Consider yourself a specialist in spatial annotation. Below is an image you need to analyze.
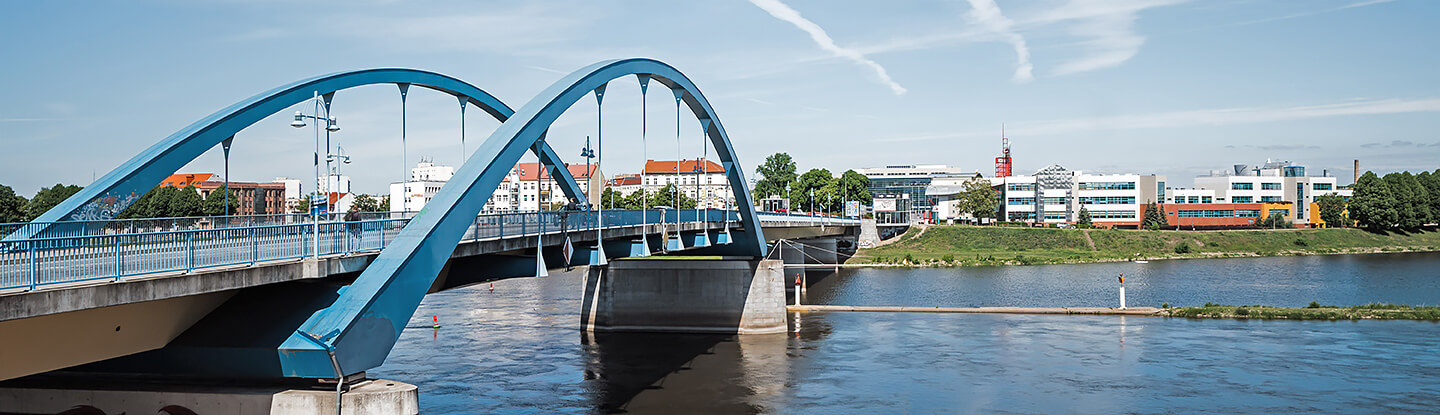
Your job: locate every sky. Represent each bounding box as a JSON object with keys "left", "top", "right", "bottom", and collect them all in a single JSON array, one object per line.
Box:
[{"left": 1, "top": 0, "right": 1437, "bottom": 197}]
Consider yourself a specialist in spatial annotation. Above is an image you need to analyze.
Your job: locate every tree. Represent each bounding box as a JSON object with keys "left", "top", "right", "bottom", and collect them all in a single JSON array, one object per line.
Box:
[
  {"left": 201, "top": 184, "right": 239, "bottom": 216},
  {"left": 1419, "top": 170, "right": 1440, "bottom": 225},
  {"left": 24, "top": 183, "right": 83, "bottom": 221},
  {"left": 352, "top": 194, "right": 383, "bottom": 212},
  {"left": 169, "top": 186, "right": 204, "bottom": 217},
  {"left": 1350, "top": 171, "right": 1397, "bottom": 230},
  {"left": 599, "top": 188, "right": 627, "bottom": 210},
  {"left": 297, "top": 192, "right": 312, "bottom": 213},
  {"left": 1383, "top": 173, "right": 1425, "bottom": 229},
  {"left": 1315, "top": 194, "right": 1348, "bottom": 228},
  {"left": 1142, "top": 204, "right": 1169, "bottom": 230},
  {"left": 1260, "top": 211, "right": 1289, "bottom": 229},
  {"left": 838, "top": 170, "right": 872, "bottom": 205},
  {"left": 790, "top": 168, "right": 837, "bottom": 213},
  {"left": 956, "top": 178, "right": 998, "bottom": 221},
  {"left": 0, "top": 184, "right": 27, "bottom": 223},
  {"left": 650, "top": 184, "right": 696, "bottom": 209},
  {"left": 1077, "top": 206, "right": 1092, "bottom": 226},
  {"left": 754, "top": 153, "right": 797, "bottom": 200}
]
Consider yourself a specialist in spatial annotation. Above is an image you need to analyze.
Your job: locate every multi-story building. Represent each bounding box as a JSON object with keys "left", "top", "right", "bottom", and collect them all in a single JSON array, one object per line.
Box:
[
  {"left": 194, "top": 180, "right": 287, "bottom": 215},
  {"left": 606, "top": 174, "right": 642, "bottom": 196},
  {"left": 390, "top": 161, "right": 455, "bottom": 213},
  {"left": 641, "top": 159, "right": 731, "bottom": 209},
  {"left": 860, "top": 164, "right": 980, "bottom": 223},
  {"left": 1193, "top": 160, "right": 1347, "bottom": 226},
  {"left": 989, "top": 164, "right": 1165, "bottom": 228},
  {"left": 272, "top": 177, "right": 303, "bottom": 213}
]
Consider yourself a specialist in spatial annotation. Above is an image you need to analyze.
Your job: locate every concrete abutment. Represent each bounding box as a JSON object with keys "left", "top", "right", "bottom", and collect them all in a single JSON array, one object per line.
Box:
[{"left": 581, "top": 258, "right": 786, "bottom": 335}]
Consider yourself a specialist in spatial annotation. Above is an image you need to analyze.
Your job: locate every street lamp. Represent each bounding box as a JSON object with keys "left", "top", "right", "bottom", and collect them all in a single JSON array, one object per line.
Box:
[
  {"left": 291, "top": 92, "right": 339, "bottom": 258},
  {"left": 580, "top": 136, "right": 595, "bottom": 210}
]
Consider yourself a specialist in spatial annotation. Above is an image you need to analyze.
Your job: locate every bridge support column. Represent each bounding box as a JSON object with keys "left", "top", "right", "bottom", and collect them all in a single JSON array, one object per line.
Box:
[{"left": 581, "top": 259, "right": 785, "bottom": 334}]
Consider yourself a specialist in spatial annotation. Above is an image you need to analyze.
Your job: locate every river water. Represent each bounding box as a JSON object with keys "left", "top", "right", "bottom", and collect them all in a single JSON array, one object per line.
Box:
[{"left": 371, "top": 252, "right": 1440, "bottom": 414}]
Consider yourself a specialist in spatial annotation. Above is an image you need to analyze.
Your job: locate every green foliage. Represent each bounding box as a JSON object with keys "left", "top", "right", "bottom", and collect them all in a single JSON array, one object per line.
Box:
[
  {"left": 297, "top": 193, "right": 311, "bottom": 213},
  {"left": 649, "top": 184, "right": 697, "bottom": 209},
  {"left": 1077, "top": 206, "right": 1092, "bottom": 226},
  {"left": 790, "top": 168, "right": 838, "bottom": 213},
  {"left": 599, "top": 188, "right": 627, "bottom": 209},
  {"left": 169, "top": 186, "right": 203, "bottom": 217},
  {"left": 1349, "top": 171, "right": 1397, "bottom": 230},
  {"left": 1385, "top": 172, "right": 1432, "bottom": 228},
  {"left": 201, "top": 185, "right": 239, "bottom": 216},
  {"left": 1260, "top": 211, "right": 1290, "bottom": 229},
  {"left": 1161, "top": 302, "right": 1170, "bottom": 309},
  {"left": 754, "top": 153, "right": 796, "bottom": 200},
  {"left": 1315, "top": 194, "right": 1348, "bottom": 228},
  {"left": 1142, "top": 204, "right": 1169, "bottom": 230},
  {"left": 24, "top": 183, "right": 83, "bottom": 221},
  {"left": 941, "top": 254, "right": 955, "bottom": 262},
  {"left": 0, "top": 184, "right": 27, "bottom": 223},
  {"left": 1173, "top": 242, "right": 1192, "bottom": 254},
  {"left": 838, "top": 169, "right": 872, "bottom": 205},
  {"left": 957, "top": 178, "right": 998, "bottom": 220},
  {"left": 352, "top": 194, "right": 384, "bottom": 212}
]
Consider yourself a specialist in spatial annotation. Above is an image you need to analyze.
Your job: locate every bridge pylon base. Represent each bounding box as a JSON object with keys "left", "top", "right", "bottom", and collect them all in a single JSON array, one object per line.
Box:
[{"left": 581, "top": 258, "right": 785, "bottom": 335}]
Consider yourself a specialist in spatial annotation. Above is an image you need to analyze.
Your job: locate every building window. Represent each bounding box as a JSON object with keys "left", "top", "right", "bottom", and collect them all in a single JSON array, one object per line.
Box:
[
  {"left": 1179, "top": 209, "right": 1236, "bottom": 218},
  {"left": 1269, "top": 209, "right": 1290, "bottom": 218},
  {"left": 1007, "top": 183, "right": 1035, "bottom": 191},
  {"left": 1232, "top": 196, "right": 1254, "bottom": 203},
  {"left": 1232, "top": 183, "right": 1254, "bottom": 190},
  {"left": 1261, "top": 183, "right": 1282, "bottom": 190},
  {"left": 1042, "top": 197, "right": 1066, "bottom": 205},
  {"left": 1090, "top": 210, "right": 1137, "bottom": 219},
  {"left": 1007, "top": 197, "right": 1036, "bottom": 205},
  {"left": 1044, "top": 212, "right": 1067, "bottom": 220},
  {"left": 1078, "top": 182, "right": 1135, "bottom": 190},
  {"left": 1260, "top": 196, "right": 1281, "bottom": 202},
  {"left": 1079, "top": 196, "right": 1135, "bottom": 205},
  {"left": 1236, "top": 209, "right": 1261, "bottom": 217},
  {"left": 1313, "top": 183, "right": 1333, "bottom": 191},
  {"left": 1008, "top": 212, "right": 1036, "bottom": 220}
]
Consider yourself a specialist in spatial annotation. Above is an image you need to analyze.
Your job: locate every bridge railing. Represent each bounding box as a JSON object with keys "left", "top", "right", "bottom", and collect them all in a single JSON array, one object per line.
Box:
[
  {"left": 0, "top": 209, "right": 756, "bottom": 291},
  {"left": 0, "top": 212, "right": 419, "bottom": 242}
]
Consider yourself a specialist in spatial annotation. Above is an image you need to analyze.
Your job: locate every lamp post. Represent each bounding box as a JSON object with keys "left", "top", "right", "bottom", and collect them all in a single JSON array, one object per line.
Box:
[
  {"left": 581, "top": 137, "right": 595, "bottom": 210},
  {"left": 290, "top": 92, "right": 340, "bottom": 258}
]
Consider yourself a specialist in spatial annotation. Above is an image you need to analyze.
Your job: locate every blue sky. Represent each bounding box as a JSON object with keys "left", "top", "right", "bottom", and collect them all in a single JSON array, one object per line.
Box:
[{"left": 1, "top": 0, "right": 1436, "bottom": 196}]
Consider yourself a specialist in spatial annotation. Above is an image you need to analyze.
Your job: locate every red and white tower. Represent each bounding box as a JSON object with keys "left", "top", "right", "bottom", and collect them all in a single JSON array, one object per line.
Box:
[{"left": 994, "top": 125, "right": 1013, "bottom": 178}]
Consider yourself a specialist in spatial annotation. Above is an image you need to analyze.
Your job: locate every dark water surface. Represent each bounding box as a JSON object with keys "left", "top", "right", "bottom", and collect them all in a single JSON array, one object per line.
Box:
[{"left": 371, "top": 253, "right": 1440, "bottom": 414}]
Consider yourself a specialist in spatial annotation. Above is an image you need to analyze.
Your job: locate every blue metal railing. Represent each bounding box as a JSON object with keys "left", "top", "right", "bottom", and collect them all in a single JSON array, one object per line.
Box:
[{"left": 0, "top": 209, "right": 855, "bottom": 291}]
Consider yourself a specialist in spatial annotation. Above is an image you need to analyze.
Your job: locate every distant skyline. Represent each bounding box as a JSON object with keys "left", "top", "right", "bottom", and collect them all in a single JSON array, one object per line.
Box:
[{"left": 1, "top": 0, "right": 1437, "bottom": 196}]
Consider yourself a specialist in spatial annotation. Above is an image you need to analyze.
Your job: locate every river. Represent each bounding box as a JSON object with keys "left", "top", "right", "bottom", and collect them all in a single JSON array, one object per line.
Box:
[{"left": 370, "top": 252, "right": 1440, "bottom": 413}]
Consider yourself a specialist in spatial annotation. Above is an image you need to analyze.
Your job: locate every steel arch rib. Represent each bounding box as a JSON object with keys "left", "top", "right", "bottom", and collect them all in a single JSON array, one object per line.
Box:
[
  {"left": 15, "top": 68, "right": 587, "bottom": 238},
  {"left": 278, "top": 58, "right": 767, "bottom": 378}
]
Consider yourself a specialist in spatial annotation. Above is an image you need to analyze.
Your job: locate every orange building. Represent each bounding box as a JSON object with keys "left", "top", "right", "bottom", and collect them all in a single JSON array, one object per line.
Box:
[
  {"left": 1155, "top": 201, "right": 1299, "bottom": 230},
  {"left": 194, "top": 180, "right": 286, "bottom": 215}
]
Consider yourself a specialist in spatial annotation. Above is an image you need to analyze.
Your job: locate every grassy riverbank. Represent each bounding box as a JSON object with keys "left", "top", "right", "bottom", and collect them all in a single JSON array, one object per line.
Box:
[
  {"left": 1165, "top": 303, "right": 1440, "bottom": 320},
  {"left": 856, "top": 225, "right": 1440, "bottom": 266}
]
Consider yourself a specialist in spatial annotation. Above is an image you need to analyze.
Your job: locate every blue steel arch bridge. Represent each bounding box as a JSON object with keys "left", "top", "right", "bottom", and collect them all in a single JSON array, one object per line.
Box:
[{"left": 0, "top": 58, "right": 858, "bottom": 382}]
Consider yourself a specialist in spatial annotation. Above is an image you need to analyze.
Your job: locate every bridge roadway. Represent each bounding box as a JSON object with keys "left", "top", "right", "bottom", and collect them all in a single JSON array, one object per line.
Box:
[{"left": 0, "top": 209, "right": 856, "bottom": 381}]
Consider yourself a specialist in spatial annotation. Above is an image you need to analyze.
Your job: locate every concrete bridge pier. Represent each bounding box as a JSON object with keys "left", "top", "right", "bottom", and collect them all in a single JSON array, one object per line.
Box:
[{"left": 581, "top": 258, "right": 786, "bottom": 334}]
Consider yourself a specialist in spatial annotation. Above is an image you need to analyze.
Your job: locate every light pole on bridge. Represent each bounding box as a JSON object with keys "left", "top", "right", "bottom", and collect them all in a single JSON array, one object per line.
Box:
[{"left": 290, "top": 92, "right": 340, "bottom": 259}]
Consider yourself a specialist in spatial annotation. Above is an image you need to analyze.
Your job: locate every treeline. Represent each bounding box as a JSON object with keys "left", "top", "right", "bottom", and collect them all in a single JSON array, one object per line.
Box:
[
  {"left": 115, "top": 184, "right": 238, "bottom": 219},
  {"left": 0, "top": 183, "right": 84, "bottom": 223},
  {"left": 752, "top": 153, "right": 872, "bottom": 213},
  {"left": 1349, "top": 170, "right": 1440, "bottom": 231}
]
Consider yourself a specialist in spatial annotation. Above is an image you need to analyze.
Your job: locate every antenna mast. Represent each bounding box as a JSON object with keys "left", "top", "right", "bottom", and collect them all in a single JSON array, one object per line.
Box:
[{"left": 994, "top": 124, "right": 1013, "bottom": 178}]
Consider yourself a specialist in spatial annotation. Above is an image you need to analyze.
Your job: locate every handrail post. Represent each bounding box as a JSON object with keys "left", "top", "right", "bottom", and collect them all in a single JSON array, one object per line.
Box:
[
  {"left": 185, "top": 232, "right": 194, "bottom": 273},
  {"left": 28, "top": 243, "right": 38, "bottom": 291},
  {"left": 251, "top": 227, "right": 258, "bottom": 266},
  {"left": 114, "top": 236, "right": 123, "bottom": 281}
]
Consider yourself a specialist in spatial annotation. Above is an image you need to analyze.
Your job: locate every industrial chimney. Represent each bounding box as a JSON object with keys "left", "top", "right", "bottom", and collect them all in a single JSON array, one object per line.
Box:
[{"left": 1353, "top": 159, "right": 1359, "bottom": 185}]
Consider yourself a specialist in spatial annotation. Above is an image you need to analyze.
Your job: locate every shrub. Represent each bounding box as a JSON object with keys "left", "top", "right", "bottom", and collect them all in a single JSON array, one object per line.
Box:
[
  {"left": 903, "top": 253, "right": 915, "bottom": 263},
  {"left": 1235, "top": 307, "right": 1251, "bottom": 316},
  {"left": 1173, "top": 243, "right": 1192, "bottom": 254},
  {"left": 1161, "top": 302, "right": 1170, "bottom": 309},
  {"left": 1308, "top": 301, "right": 1321, "bottom": 309},
  {"left": 941, "top": 254, "right": 955, "bottom": 262},
  {"left": 1293, "top": 238, "right": 1309, "bottom": 247}
]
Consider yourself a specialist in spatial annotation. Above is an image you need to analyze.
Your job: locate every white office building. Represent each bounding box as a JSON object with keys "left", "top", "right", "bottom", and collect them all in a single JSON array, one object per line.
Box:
[
  {"left": 389, "top": 161, "right": 455, "bottom": 213},
  {"left": 1192, "top": 160, "right": 1346, "bottom": 225},
  {"left": 987, "top": 164, "right": 1165, "bottom": 228}
]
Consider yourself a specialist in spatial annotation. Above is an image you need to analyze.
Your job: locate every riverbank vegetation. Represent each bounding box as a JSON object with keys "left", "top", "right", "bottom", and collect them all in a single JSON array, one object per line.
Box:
[
  {"left": 857, "top": 225, "right": 1440, "bottom": 266},
  {"left": 1165, "top": 303, "right": 1440, "bottom": 320}
]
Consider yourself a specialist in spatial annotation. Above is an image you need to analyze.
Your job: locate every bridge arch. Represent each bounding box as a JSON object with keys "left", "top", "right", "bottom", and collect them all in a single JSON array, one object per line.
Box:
[
  {"left": 279, "top": 58, "right": 767, "bottom": 378},
  {"left": 22, "top": 68, "right": 588, "bottom": 236}
]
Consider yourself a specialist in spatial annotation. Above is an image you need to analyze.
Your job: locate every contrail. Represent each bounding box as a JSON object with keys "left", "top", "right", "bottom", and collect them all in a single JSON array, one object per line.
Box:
[{"left": 748, "top": 0, "right": 908, "bottom": 95}]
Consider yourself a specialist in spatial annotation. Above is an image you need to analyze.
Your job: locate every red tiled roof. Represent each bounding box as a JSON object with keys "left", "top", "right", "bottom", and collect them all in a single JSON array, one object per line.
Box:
[
  {"left": 608, "top": 176, "right": 642, "bottom": 186},
  {"left": 642, "top": 159, "right": 723, "bottom": 174},
  {"left": 512, "top": 162, "right": 598, "bottom": 181},
  {"left": 160, "top": 173, "right": 214, "bottom": 188}
]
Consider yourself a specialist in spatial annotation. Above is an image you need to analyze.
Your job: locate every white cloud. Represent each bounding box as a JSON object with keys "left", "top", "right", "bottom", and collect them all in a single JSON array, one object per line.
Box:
[
  {"left": 747, "top": 0, "right": 908, "bottom": 95},
  {"left": 1026, "top": 0, "right": 1186, "bottom": 76},
  {"left": 965, "top": 0, "right": 1034, "bottom": 83},
  {"left": 879, "top": 97, "right": 1440, "bottom": 142}
]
